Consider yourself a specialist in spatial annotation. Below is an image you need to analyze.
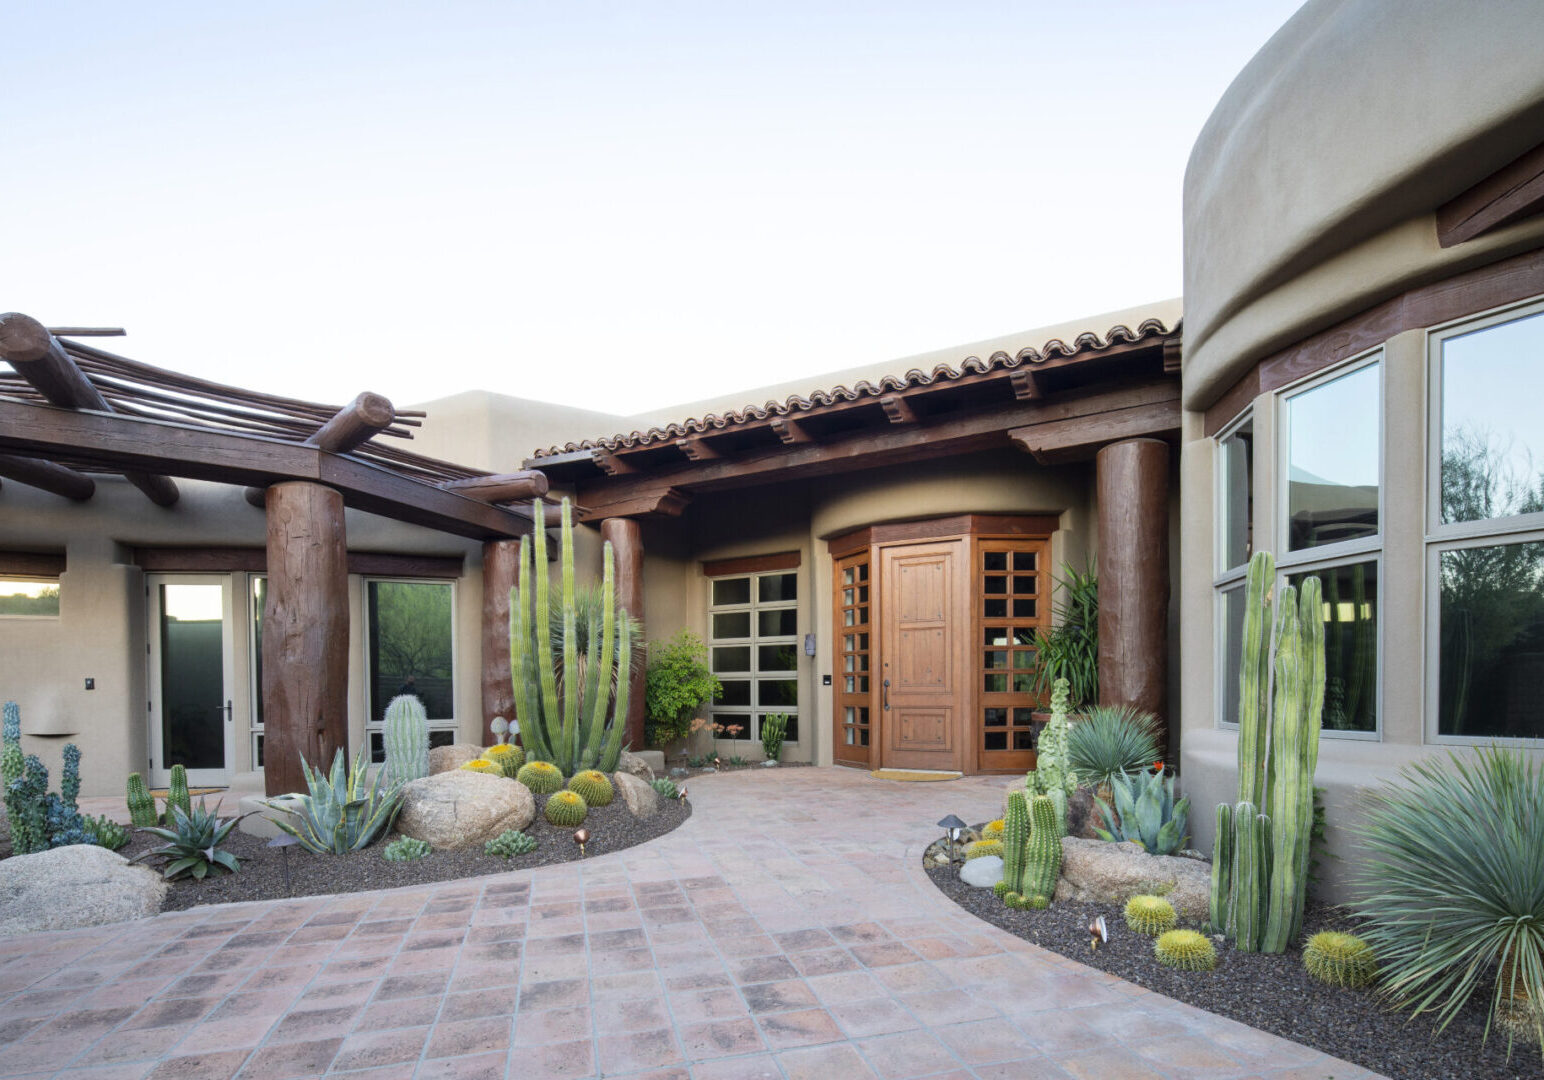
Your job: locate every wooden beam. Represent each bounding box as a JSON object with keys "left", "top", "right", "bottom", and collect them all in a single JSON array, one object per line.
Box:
[
  {"left": 580, "top": 488, "right": 691, "bottom": 520},
  {"left": 702, "top": 550, "right": 800, "bottom": 577},
  {"left": 769, "top": 417, "right": 813, "bottom": 445},
  {"left": 46, "top": 327, "right": 126, "bottom": 338},
  {"left": 0, "top": 551, "right": 65, "bottom": 577},
  {"left": 0, "top": 454, "right": 95, "bottom": 501},
  {"left": 439, "top": 471, "right": 549, "bottom": 503},
  {"left": 1162, "top": 337, "right": 1184, "bottom": 375},
  {"left": 304, "top": 392, "right": 396, "bottom": 453},
  {"left": 1008, "top": 398, "right": 1180, "bottom": 463},
  {"left": 129, "top": 546, "right": 463, "bottom": 577},
  {"left": 676, "top": 436, "right": 722, "bottom": 462},
  {"left": 0, "top": 312, "right": 180, "bottom": 507},
  {"left": 591, "top": 450, "right": 636, "bottom": 476},
  {"left": 879, "top": 394, "right": 917, "bottom": 424},
  {"left": 0, "top": 398, "right": 531, "bottom": 540},
  {"left": 1009, "top": 369, "right": 1042, "bottom": 400},
  {"left": 1438, "top": 141, "right": 1544, "bottom": 247}
]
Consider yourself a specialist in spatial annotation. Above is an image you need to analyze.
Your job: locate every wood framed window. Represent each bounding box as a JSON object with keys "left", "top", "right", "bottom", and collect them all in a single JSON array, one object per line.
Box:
[
  {"left": 833, "top": 551, "right": 873, "bottom": 765},
  {"left": 975, "top": 538, "right": 1048, "bottom": 771}
]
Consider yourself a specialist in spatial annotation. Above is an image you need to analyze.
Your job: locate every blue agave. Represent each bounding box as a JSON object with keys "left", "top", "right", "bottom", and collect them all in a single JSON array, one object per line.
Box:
[{"left": 1094, "top": 765, "right": 1191, "bottom": 856}]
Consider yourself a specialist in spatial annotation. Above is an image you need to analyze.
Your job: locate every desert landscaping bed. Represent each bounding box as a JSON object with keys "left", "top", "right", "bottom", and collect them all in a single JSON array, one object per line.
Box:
[{"left": 927, "top": 858, "right": 1542, "bottom": 1080}]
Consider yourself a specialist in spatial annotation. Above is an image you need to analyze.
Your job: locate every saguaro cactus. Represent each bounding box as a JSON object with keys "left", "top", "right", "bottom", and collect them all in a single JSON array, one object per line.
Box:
[
  {"left": 509, "top": 498, "right": 634, "bottom": 777},
  {"left": 383, "top": 693, "right": 430, "bottom": 787}
]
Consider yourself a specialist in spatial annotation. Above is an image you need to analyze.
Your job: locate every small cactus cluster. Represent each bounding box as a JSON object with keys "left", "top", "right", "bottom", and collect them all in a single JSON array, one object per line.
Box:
[
  {"left": 651, "top": 777, "right": 679, "bottom": 799},
  {"left": 1154, "top": 929, "right": 1217, "bottom": 971},
  {"left": 383, "top": 837, "right": 432, "bottom": 861},
  {"left": 982, "top": 818, "right": 1005, "bottom": 840},
  {"left": 544, "top": 790, "right": 588, "bottom": 826},
  {"left": 1001, "top": 790, "right": 1030, "bottom": 898},
  {"left": 84, "top": 814, "right": 130, "bottom": 851},
  {"left": 1001, "top": 891, "right": 1049, "bottom": 910},
  {"left": 126, "top": 772, "right": 158, "bottom": 827},
  {"left": 965, "top": 840, "right": 1003, "bottom": 861},
  {"left": 166, "top": 764, "right": 192, "bottom": 822},
  {"left": 1024, "top": 795, "right": 1062, "bottom": 902},
  {"left": 517, "top": 761, "right": 565, "bottom": 794},
  {"left": 1124, "top": 895, "right": 1177, "bottom": 937},
  {"left": 484, "top": 743, "right": 525, "bottom": 777},
  {"left": 485, "top": 829, "right": 538, "bottom": 858},
  {"left": 1302, "top": 931, "right": 1377, "bottom": 989},
  {"left": 383, "top": 694, "right": 430, "bottom": 787},
  {"left": 461, "top": 758, "right": 503, "bottom": 776},
  {"left": 567, "top": 770, "right": 614, "bottom": 807}
]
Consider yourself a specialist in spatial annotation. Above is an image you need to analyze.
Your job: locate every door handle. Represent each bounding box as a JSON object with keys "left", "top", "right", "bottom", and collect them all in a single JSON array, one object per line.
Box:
[
  {"left": 218, "top": 700, "right": 233, "bottom": 722},
  {"left": 882, "top": 679, "right": 891, "bottom": 711}
]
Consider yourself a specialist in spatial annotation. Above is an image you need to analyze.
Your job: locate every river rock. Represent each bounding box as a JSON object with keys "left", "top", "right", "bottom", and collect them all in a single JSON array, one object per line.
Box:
[
  {"left": 397, "top": 771, "right": 534, "bottom": 849},
  {"left": 1054, "top": 836, "right": 1211, "bottom": 920},
  {"left": 959, "top": 855, "right": 1004, "bottom": 888},
  {"left": 428, "top": 743, "right": 484, "bottom": 775},
  {"left": 617, "top": 751, "right": 656, "bottom": 782},
  {"left": 613, "top": 771, "right": 659, "bottom": 820},
  {"left": 0, "top": 844, "right": 166, "bottom": 935}
]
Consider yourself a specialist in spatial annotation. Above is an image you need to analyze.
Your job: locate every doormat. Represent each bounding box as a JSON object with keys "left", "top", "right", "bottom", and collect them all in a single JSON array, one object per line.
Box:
[
  {"left": 869, "top": 769, "right": 964, "bottom": 782},
  {"left": 149, "top": 788, "right": 226, "bottom": 798}
]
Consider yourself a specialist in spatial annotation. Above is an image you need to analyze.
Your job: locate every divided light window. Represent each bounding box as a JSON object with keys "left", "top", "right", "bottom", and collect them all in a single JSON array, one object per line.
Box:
[
  {"left": 366, "top": 579, "right": 457, "bottom": 761},
  {"left": 1429, "top": 303, "right": 1544, "bottom": 741},
  {"left": 1213, "top": 415, "right": 1253, "bottom": 728},
  {"left": 709, "top": 570, "right": 799, "bottom": 751}
]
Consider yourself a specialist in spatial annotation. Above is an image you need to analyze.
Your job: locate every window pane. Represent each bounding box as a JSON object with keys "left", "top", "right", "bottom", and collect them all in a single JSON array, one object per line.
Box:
[
  {"left": 1219, "top": 584, "right": 1247, "bottom": 727},
  {"left": 718, "top": 680, "right": 751, "bottom": 707},
  {"left": 0, "top": 579, "right": 59, "bottom": 616},
  {"left": 757, "top": 679, "right": 798, "bottom": 707},
  {"left": 758, "top": 644, "right": 799, "bottom": 671},
  {"left": 713, "top": 612, "right": 751, "bottom": 638},
  {"left": 250, "top": 576, "right": 266, "bottom": 726},
  {"left": 1221, "top": 418, "right": 1254, "bottom": 569},
  {"left": 983, "top": 708, "right": 1007, "bottom": 727},
  {"left": 758, "top": 573, "right": 797, "bottom": 602},
  {"left": 367, "top": 581, "right": 453, "bottom": 723},
  {"left": 984, "top": 650, "right": 1008, "bottom": 669},
  {"left": 1438, "top": 540, "right": 1544, "bottom": 738},
  {"left": 1288, "top": 561, "right": 1378, "bottom": 733},
  {"left": 984, "top": 552, "right": 1007, "bottom": 571},
  {"left": 712, "top": 646, "right": 751, "bottom": 673},
  {"left": 1287, "top": 363, "right": 1379, "bottom": 550},
  {"left": 1440, "top": 313, "right": 1544, "bottom": 525},
  {"left": 759, "top": 609, "right": 797, "bottom": 636},
  {"left": 712, "top": 578, "right": 751, "bottom": 606},
  {"left": 1013, "top": 551, "right": 1037, "bottom": 572}
]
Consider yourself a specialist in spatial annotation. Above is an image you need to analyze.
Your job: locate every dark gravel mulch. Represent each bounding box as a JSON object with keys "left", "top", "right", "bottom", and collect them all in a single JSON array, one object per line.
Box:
[
  {"left": 120, "top": 793, "right": 691, "bottom": 912},
  {"left": 927, "top": 860, "right": 1544, "bottom": 1080}
]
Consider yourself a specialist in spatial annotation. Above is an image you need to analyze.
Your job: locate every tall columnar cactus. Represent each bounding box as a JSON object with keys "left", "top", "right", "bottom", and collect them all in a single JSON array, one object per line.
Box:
[
  {"left": 1209, "top": 803, "right": 1232, "bottom": 934},
  {"left": 1024, "top": 794, "right": 1063, "bottom": 902},
  {"left": 1212, "top": 551, "right": 1326, "bottom": 955},
  {"left": 126, "top": 772, "right": 158, "bottom": 828},
  {"left": 167, "top": 763, "right": 192, "bottom": 822},
  {"left": 510, "top": 498, "right": 634, "bottom": 777},
  {"left": 2, "top": 702, "right": 24, "bottom": 842},
  {"left": 383, "top": 693, "right": 431, "bottom": 787},
  {"left": 1001, "top": 789, "right": 1030, "bottom": 896},
  {"left": 1027, "top": 678, "right": 1077, "bottom": 836},
  {"left": 60, "top": 744, "right": 81, "bottom": 812}
]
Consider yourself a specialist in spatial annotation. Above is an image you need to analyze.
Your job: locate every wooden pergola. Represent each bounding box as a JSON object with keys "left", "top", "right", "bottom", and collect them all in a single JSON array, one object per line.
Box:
[{"left": 0, "top": 312, "right": 547, "bottom": 795}]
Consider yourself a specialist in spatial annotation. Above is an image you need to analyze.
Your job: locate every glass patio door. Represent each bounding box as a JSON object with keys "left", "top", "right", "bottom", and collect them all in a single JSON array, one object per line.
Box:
[{"left": 147, "top": 574, "right": 235, "bottom": 786}]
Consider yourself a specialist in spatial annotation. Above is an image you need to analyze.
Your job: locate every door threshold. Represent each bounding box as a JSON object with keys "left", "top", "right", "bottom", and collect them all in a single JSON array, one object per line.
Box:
[{"left": 869, "top": 768, "right": 964, "bottom": 782}]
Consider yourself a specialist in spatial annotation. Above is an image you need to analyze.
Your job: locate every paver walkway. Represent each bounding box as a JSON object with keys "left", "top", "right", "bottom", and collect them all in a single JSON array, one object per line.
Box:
[{"left": 1, "top": 767, "right": 1378, "bottom": 1080}]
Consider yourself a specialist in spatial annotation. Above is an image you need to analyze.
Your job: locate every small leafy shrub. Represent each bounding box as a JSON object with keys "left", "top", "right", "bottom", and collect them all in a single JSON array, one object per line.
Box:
[
  {"left": 1155, "top": 929, "right": 1216, "bottom": 971},
  {"left": 1093, "top": 766, "right": 1190, "bottom": 856},
  {"left": 544, "top": 790, "right": 588, "bottom": 826},
  {"left": 965, "top": 840, "right": 1003, "bottom": 861},
  {"left": 266, "top": 749, "right": 404, "bottom": 854},
  {"left": 139, "top": 801, "right": 240, "bottom": 880},
  {"left": 485, "top": 829, "right": 538, "bottom": 858},
  {"left": 1303, "top": 931, "right": 1377, "bottom": 989},
  {"left": 567, "top": 770, "right": 614, "bottom": 807},
  {"left": 728, "top": 755, "right": 748, "bottom": 768},
  {"left": 383, "top": 837, "right": 431, "bottom": 861},
  {"left": 982, "top": 818, "right": 1005, "bottom": 840},
  {"left": 645, "top": 631, "right": 722, "bottom": 746},
  {"left": 84, "top": 814, "right": 130, "bottom": 851},
  {"left": 484, "top": 743, "right": 525, "bottom": 777},
  {"left": 461, "top": 758, "right": 502, "bottom": 775},
  {"left": 1124, "top": 895, "right": 1177, "bottom": 936},
  {"left": 1067, "top": 705, "right": 1161, "bottom": 791},
  {"left": 651, "top": 777, "right": 679, "bottom": 799},
  {"left": 516, "top": 761, "right": 565, "bottom": 794},
  {"left": 686, "top": 755, "right": 709, "bottom": 769},
  {"left": 760, "top": 713, "right": 788, "bottom": 761}
]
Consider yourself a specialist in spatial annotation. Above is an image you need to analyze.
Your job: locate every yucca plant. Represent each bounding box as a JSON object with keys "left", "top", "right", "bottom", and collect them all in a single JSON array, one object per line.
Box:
[
  {"left": 138, "top": 800, "right": 241, "bottom": 880},
  {"left": 265, "top": 749, "right": 404, "bottom": 854},
  {"left": 1067, "top": 704, "right": 1161, "bottom": 791},
  {"left": 1353, "top": 748, "right": 1544, "bottom": 1056}
]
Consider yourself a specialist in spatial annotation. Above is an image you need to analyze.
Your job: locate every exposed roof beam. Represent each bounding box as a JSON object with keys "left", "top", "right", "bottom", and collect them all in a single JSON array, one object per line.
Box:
[
  {"left": 438, "top": 471, "right": 550, "bottom": 504},
  {"left": 1009, "top": 369, "right": 1042, "bottom": 400},
  {"left": 879, "top": 394, "right": 917, "bottom": 424},
  {"left": 0, "top": 454, "right": 95, "bottom": 501},
  {"left": 46, "top": 327, "right": 126, "bottom": 338},
  {"left": 246, "top": 392, "right": 398, "bottom": 504},
  {"left": 770, "top": 417, "right": 813, "bottom": 445},
  {"left": 581, "top": 487, "right": 691, "bottom": 521},
  {"left": 1008, "top": 399, "right": 1181, "bottom": 465},
  {"left": 675, "top": 436, "right": 722, "bottom": 461},
  {"left": 591, "top": 450, "right": 637, "bottom": 476}
]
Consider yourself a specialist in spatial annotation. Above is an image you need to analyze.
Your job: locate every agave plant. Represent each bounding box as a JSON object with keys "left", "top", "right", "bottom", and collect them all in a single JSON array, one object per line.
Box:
[
  {"left": 1093, "top": 765, "right": 1190, "bottom": 856},
  {"left": 1067, "top": 704, "right": 1161, "bottom": 791},
  {"left": 265, "top": 749, "right": 404, "bottom": 854},
  {"left": 138, "top": 800, "right": 241, "bottom": 880}
]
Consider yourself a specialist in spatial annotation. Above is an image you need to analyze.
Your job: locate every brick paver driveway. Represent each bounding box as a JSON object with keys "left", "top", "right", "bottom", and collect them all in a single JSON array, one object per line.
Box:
[{"left": 0, "top": 767, "right": 1377, "bottom": 1080}]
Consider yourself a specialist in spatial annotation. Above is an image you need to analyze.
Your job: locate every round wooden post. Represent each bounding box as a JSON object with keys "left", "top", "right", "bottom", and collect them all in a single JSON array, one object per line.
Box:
[
  {"left": 482, "top": 539, "right": 519, "bottom": 744},
  {"left": 262, "top": 481, "right": 349, "bottom": 796},
  {"left": 1096, "top": 438, "right": 1170, "bottom": 746},
  {"left": 601, "top": 518, "right": 647, "bottom": 752}
]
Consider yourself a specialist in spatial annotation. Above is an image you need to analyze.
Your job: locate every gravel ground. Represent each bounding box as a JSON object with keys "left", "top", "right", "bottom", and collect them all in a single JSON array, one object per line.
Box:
[
  {"left": 119, "top": 792, "right": 691, "bottom": 912},
  {"left": 926, "top": 859, "right": 1544, "bottom": 1080}
]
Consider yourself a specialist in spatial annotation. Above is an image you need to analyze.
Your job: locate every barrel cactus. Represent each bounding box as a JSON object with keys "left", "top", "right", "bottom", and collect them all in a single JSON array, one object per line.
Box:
[
  {"left": 544, "top": 790, "right": 588, "bottom": 826},
  {"left": 485, "top": 829, "right": 538, "bottom": 858},
  {"left": 126, "top": 772, "right": 158, "bottom": 828},
  {"left": 965, "top": 839, "right": 1003, "bottom": 861},
  {"left": 1026, "top": 893, "right": 1050, "bottom": 910},
  {"left": 567, "top": 769, "right": 614, "bottom": 807},
  {"left": 383, "top": 694, "right": 430, "bottom": 787},
  {"left": 484, "top": 743, "right": 525, "bottom": 777},
  {"left": 1155, "top": 929, "right": 1217, "bottom": 971},
  {"left": 651, "top": 777, "right": 679, "bottom": 800},
  {"left": 517, "top": 761, "right": 565, "bottom": 795},
  {"left": 167, "top": 764, "right": 192, "bottom": 822},
  {"left": 461, "top": 758, "right": 502, "bottom": 776},
  {"left": 1024, "top": 794, "right": 1062, "bottom": 902},
  {"left": 982, "top": 818, "right": 1005, "bottom": 840},
  {"left": 1303, "top": 931, "right": 1377, "bottom": 989},
  {"left": 1124, "top": 895, "right": 1177, "bottom": 936}
]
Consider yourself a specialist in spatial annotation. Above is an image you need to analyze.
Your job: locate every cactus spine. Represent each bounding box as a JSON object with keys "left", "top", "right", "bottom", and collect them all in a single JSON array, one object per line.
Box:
[
  {"left": 167, "top": 763, "right": 192, "bottom": 822},
  {"left": 1001, "top": 789, "right": 1030, "bottom": 896},
  {"left": 383, "top": 693, "right": 430, "bottom": 787},
  {"left": 126, "top": 773, "right": 158, "bottom": 827},
  {"left": 1024, "top": 794, "right": 1062, "bottom": 902}
]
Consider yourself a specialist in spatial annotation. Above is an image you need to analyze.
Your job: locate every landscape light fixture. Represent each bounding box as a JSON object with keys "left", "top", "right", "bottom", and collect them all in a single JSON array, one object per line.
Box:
[
  {"left": 573, "top": 828, "right": 590, "bottom": 857},
  {"left": 937, "top": 814, "right": 967, "bottom": 862}
]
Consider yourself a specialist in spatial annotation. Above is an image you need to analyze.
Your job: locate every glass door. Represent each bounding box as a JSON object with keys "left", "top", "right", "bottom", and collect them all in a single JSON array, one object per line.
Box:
[{"left": 148, "top": 574, "right": 235, "bottom": 786}]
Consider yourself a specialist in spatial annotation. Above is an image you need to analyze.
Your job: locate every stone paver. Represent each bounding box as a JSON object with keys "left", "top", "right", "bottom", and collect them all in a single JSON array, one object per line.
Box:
[{"left": 4, "top": 768, "right": 1378, "bottom": 1079}]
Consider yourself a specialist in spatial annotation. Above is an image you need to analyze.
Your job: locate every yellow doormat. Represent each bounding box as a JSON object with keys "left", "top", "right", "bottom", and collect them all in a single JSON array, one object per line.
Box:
[
  {"left": 869, "top": 769, "right": 964, "bottom": 782},
  {"left": 149, "top": 787, "right": 225, "bottom": 798}
]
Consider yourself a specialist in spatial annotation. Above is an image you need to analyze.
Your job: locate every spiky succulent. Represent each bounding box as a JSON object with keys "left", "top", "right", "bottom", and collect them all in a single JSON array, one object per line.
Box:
[
  {"left": 125, "top": 772, "right": 158, "bottom": 828},
  {"left": 461, "top": 758, "right": 503, "bottom": 775},
  {"left": 1026, "top": 894, "right": 1050, "bottom": 910},
  {"left": 993, "top": 880, "right": 1011, "bottom": 899},
  {"left": 85, "top": 814, "right": 130, "bottom": 851},
  {"left": 1155, "top": 930, "right": 1217, "bottom": 971},
  {"left": 651, "top": 777, "right": 679, "bottom": 800},
  {"left": 1003, "top": 892, "right": 1025, "bottom": 909},
  {"left": 1125, "top": 895, "right": 1178, "bottom": 937},
  {"left": 1302, "top": 931, "right": 1377, "bottom": 989},
  {"left": 965, "top": 840, "right": 1003, "bottom": 861},
  {"left": 485, "top": 829, "right": 538, "bottom": 858},
  {"left": 567, "top": 770, "right": 614, "bottom": 807},
  {"left": 484, "top": 744, "right": 525, "bottom": 777},
  {"left": 544, "top": 790, "right": 588, "bottom": 826},
  {"left": 138, "top": 800, "right": 240, "bottom": 880},
  {"left": 265, "top": 749, "right": 404, "bottom": 855},
  {"left": 383, "top": 836, "right": 431, "bottom": 861},
  {"left": 982, "top": 819, "right": 1005, "bottom": 840},
  {"left": 517, "top": 761, "right": 565, "bottom": 795}
]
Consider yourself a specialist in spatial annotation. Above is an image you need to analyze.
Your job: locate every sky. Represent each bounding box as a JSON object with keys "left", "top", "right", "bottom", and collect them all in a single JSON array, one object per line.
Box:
[{"left": 5, "top": 1, "right": 1304, "bottom": 418}]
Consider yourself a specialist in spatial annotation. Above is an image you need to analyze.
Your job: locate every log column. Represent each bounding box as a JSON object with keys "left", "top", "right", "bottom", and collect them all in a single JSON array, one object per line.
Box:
[
  {"left": 482, "top": 539, "right": 519, "bottom": 744},
  {"left": 262, "top": 481, "right": 349, "bottom": 796},
  {"left": 601, "top": 518, "right": 647, "bottom": 751},
  {"left": 1096, "top": 438, "right": 1170, "bottom": 745}
]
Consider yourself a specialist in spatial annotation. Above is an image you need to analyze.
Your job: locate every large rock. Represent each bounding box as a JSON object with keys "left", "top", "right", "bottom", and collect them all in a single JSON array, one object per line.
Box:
[
  {"left": 617, "top": 751, "right": 656, "bottom": 782},
  {"left": 613, "top": 771, "right": 658, "bottom": 820},
  {"left": 1001, "top": 780, "right": 1099, "bottom": 839},
  {"left": 1054, "top": 836, "right": 1211, "bottom": 921},
  {"left": 428, "top": 743, "right": 484, "bottom": 775},
  {"left": 0, "top": 844, "right": 166, "bottom": 935},
  {"left": 960, "top": 855, "right": 1004, "bottom": 888},
  {"left": 397, "top": 771, "right": 535, "bottom": 850}
]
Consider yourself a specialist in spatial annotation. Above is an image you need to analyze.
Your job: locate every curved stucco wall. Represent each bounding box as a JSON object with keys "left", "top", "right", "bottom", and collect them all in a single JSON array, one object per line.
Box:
[{"left": 1182, "top": 0, "right": 1544, "bottom": 407}]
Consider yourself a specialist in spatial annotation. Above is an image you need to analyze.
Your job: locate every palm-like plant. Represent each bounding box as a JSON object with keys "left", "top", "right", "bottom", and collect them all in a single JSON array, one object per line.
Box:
[
  {"left": 1067, "top": 704, "right": 1161, "bottom": 790},
  {"left": 1353, "top": 749, "right": 1544, "bottom": 1056},
  {"left": 1028, "top": 564, "right": 1098, "bottom": 706},
  {"left": 138, "top": 800, "right": 241, "bottom": 880},
  {"left": 265, "top": 749, "right": 404, "bottom": 854}
]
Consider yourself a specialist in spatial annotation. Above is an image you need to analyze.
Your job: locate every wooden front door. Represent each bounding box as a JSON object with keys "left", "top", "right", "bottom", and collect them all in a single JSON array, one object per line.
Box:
[{"left": 878, "top": 540, "right": 967, "bottom": 772}]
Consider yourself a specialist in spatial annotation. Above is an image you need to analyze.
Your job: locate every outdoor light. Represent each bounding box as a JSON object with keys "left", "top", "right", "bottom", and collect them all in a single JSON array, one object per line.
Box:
[
  {"left": 1088, "top": 915, "right": 1108, "bottom": 951},
  {"left": 268, "top": 832, "right": 299, "bottom": 896},
  {"left": 937, "top": 814, "right": 967, "bottom": 862},
  {"left": 573, "top": 828, "right": 590, "bottom": 857},
  {"left": 679, "top": 785, "right": 689, "bottom": 803}
]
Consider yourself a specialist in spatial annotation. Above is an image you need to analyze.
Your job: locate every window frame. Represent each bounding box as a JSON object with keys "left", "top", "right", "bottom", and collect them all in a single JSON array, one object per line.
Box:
[
  {"left": 706, "top": 567, "right": 801, "bottom": 749},
  {"left": 363, "top": 576, "right": 459, "bottom": 760},
  {"left": 1212, "top": 410, "right": 1253, "bottom": 730}
]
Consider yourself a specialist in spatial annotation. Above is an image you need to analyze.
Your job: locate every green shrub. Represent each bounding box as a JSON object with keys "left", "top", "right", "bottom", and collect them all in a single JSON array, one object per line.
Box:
[
  {"left": 384, "top": 837, "right": 431, "bottom": 861},
  {"left": 484, "top": 829, "right": 538, "bottom": 858},
  {"left": 265, "top": 750, "right": 404, "bottom": 854},
  {"left": 644, "top": 631, "right": 722, "bottom": 746},
  {"left": 1068, "top": 705, "right": 1161, "bottom": 790},
  {"left": 85, "top": 815, "right": 130, "bottom": 851},
  {"left": 138, "top": 801, "right": 240, "bottom": 880},
  {"left": 1353, "top": 748, "right": 1544, "bottom": 1051}
]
